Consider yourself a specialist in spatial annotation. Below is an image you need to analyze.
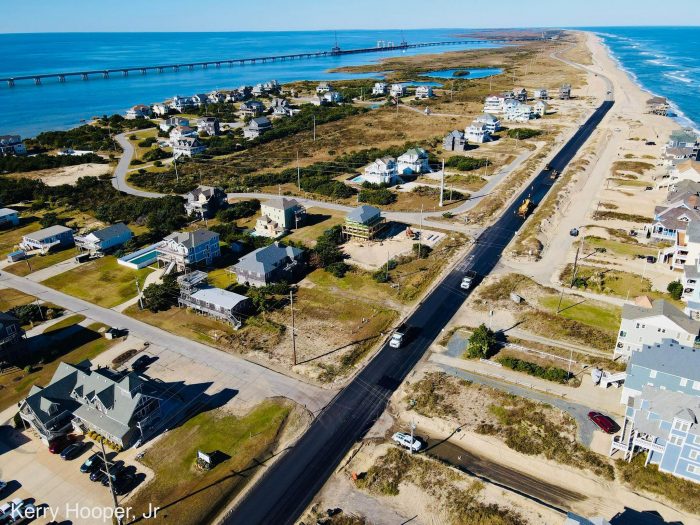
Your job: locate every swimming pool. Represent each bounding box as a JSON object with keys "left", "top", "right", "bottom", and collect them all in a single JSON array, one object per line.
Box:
[
  {"left": 118, "top": 244, "right": 161, "bottom": 269},
  {"left": 350, "top": 175, "right": 366, "bottom": 184}
]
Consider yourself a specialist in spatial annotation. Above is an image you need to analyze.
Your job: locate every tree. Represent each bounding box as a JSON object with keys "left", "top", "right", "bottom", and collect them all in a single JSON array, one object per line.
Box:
[
  {"left": 467, "top": 324, "right": 497, "bottom": 359},
  {"left": 667, "top": 280, "right": 684, "bottom": 301},
  {"left": 39, "top": 212, "right": 61, "bottom": 228},
  {"left": 313, "top": 225, "right": 345, "bottom": 269},
  {"left": 142, "top": 275, "right": 179, "bottom": 312}
]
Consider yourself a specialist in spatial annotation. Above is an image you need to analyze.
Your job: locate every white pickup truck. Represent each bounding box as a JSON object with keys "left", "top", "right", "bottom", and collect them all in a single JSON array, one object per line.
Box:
[
  {"left": 389, "top": 323, "right": 410, "bottom": 348},
  {"left": 460, "top": 270, "right": 477, "bottom": 290}
]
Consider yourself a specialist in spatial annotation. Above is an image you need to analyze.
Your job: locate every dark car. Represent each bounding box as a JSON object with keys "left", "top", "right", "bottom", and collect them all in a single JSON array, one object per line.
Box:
[
  {"left": 588, "top": 411, "right": 618, "bottom": 434},
  {"left": 113, "top": 473, "right": 136, "bottom": 495},
  {"left": 48, "top": 435, "right": 74, "bottom": 454},
  {"left": 90, "top": 468, "right": 107, "bottom": 483},
  {"left": 80, "top": 453, "right": 102, "bottom": 473},
  {"left": 60, "top": 442, "right": 87, "bottom": 460},
  {"left": 131, "top": 354, "right": 152, "bottom": 370},
  {"left": 569, "top": 228, "right": 579, "bottom": 237},
  {"left": 101, "top": 465, "right": 125, "bottom": 487}
]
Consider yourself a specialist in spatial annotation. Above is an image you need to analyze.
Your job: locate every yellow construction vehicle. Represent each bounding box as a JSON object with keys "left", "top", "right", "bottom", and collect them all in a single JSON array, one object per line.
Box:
[{"left": 517, "top": 196, "right": 533, "bottom": 218}]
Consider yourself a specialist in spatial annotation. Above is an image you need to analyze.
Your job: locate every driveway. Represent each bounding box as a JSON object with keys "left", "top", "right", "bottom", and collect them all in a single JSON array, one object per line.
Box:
[{"left": 112, "top": 133, "right": 164, "bottom": 198}]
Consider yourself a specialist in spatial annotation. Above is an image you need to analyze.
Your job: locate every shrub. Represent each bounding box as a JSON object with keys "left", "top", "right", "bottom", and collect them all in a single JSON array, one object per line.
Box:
[
  {"left": 445, "top": 156, "right": 489, "bottom": 171},
  {"left": 466, "top": 324, "right": 497, "bottom": 359},
  {"left": 326, "top": 261, "right": 350, "bottom": 277},
  {"left": 13, "top": 412, "right": 23, "bottom": 429},
  {"left": 497, "top": 356, "right": 570, "bottom": 383},
  {"left": 667, "top": 280, "right": 683, "bottom": 300},
  {"left": 506, "top": 128, "right": 542, "bottom": 139},
  {"left": 142, "top": 275, "right": 179, "bottom": 312},
  {"left": 143, "top": 148, "right": 170, "bottom": 162}
]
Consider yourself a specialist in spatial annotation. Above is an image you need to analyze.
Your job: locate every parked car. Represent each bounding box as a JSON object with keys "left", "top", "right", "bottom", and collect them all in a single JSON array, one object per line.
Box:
[
  {"left": 131, "top": 354, "right": 152, "bottom": 370},
  {"left": 48, "top": 435, "right": 74, "bottom": 454},
  {"left": 646, "top": 256, "right": 657, "bottom": 264},
  {"left": 392, "top": 432, "right": 422, "bottom": 452},
  {"left": 588, "top": 411, "right": 618, "bottom": 434},
  {"left": 569, "top": 228, "right": 579, "bottom": 237},
  {"left": 0, "top": 498, "right": 27, "bottom": 524},
  {"left": 101, "top": 465, "right": 124, "bottom": 487},
  {"left": 113, "top": 473, "right": 136, "bottom": 495},
  {"left": 60, "top": 442, "right": 87, "bottom": 460},
  {"left": 0, "top": 481, "right": 6, "bottom": 496},
  {"left": 90, "top": 468, "right": 107, "bottom": 483},
  {"left": 80, "top": 452, "right": 102, "bottom": 473}
]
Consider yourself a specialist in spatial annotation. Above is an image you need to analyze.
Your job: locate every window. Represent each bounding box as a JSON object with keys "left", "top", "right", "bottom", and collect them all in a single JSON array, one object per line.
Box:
[
  {"left": 688, "top": 464, "right": 700, "bottom": 474},
  {"left": 681, "top": 378, "right": 688, "bottom": 387},
  {"left": 669, "top": 435, "right": 683, "bottom": 446},
  {"left": 619, "top": 330, "right": 627, "bottom": 337},
  {"left": 693, "top": 381, "right": 700, "bottom": 391},
  {"left": 690, "top": 449, "right": 700, "bottom": 461},
  {"left": 650, "top": 370, "right": 657, "bottom": 378}
]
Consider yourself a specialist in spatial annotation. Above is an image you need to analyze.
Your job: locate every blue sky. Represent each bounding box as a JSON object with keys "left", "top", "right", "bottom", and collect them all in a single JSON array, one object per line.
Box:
[{"left": 1, "top": 0, "right": 699, "bottom": 32}]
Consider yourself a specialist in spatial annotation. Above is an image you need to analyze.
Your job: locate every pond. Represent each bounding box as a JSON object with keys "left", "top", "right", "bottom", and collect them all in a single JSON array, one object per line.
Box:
[{"left": 422, "top": 68, "right": 503, "bottom": 79}]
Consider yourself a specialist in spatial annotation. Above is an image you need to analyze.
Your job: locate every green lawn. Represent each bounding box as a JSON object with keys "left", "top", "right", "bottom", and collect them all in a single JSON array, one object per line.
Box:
[
  {"left": 285, "top": 208, "right": 346, "bottom": 246},
  {"left": 559, "top": 264, "right": 675, "bottom": 302},
  {"left": 208, "top": 268, "right": 236, "bottom": 289},
  {"left": 42, "top": 314, "right": 86, "bottom": 334},
  {"left": 42, "top": 256, "right": 152, "bottom": 308},
  {"left": 127, "top": 400, "right": 292, "bottom": 525},
  {"left": 538, "top": 296, "right": 621, "bottom": 333},
  {"left": 0, "top": 220, "right": 41, "bottom": 257},
  {"left": 583, "top": 236, "right": 657, "bottom": 259},
  {"left": 4, "top": 247, "right": 77, "bottom": 277},
  {"left": 0, "top": 322, "right": 115, "bottom": 411}
]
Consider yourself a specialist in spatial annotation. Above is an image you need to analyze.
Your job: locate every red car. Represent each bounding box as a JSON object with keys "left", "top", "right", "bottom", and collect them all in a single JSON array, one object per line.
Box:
[
  {"left": 588, "top": 411, "right": 618, "bottom": 434},
  {"left": 48, "top": 435, "right": 74, "bottom": 454}
]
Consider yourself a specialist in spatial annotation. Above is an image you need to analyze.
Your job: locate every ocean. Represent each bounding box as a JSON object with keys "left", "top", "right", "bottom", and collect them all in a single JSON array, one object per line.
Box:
[
  {"left": 0, "top": 30, "right": 499, "bottom": 138},
  {"left": 589, "top": 26, "right": 700, "bottom": 132}
]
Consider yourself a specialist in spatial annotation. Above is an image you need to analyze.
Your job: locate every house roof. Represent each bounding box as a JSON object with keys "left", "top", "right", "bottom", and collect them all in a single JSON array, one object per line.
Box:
[
  {"left": 0, "top": 311, "right": 20, "bottom": 324},
  {"left": 26, "top": 225, "right": 72, "bottom": 241},
  {"left": 476, "top": 113, "right": 499, "bottom": 123},
  {"left": 263, "top": 197, "right": 300, "bottom": 211},
  {"left": 234, "top": 242, "right": 304, "bottom": 275},
  {"left": 190, "top": 287, "right": 249, "bottom": 310},
  {"left": 399, "top": 148, "right": 427, "bottom": 160},
  {"left": 632, "top": 385, "right": 700, "bottom": 438},
  {"left": 347, "top": 205, "right": 381, "bottom": 224},
  {"left": 186, "top": 185, "right": 223, "bottom": 200},
  {"left": 653, "top": 206, "right": 700, "bottom": 232},
  {"left": 90, "top": 223, "right": 132, "bottom": 243},
  {"left": 687, "top": 220, "right": 700, "bottom": 244},
  {"left": 0, "top": 208, "right": 18, "bottom": 218},
  {"left": 622, "top": 299, "right": 700, "bottom": 334},
  {"left": 445, "top": 129, "right": 465, "bottom": 139},
  {"left": 164, "top": 229, "right": 218, "bottom": 248},
  {"left": 250, "top": 117, "right": 271, "bottom": 127},
  {"left": 630, "top": 339, "right": 700, "bottom": 380}
]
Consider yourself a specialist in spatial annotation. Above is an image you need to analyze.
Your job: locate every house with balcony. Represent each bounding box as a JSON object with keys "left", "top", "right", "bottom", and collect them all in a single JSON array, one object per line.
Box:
[
  {"left": 474, "top": 113, "right": 501, "bottom": 134},
  {"left": 0, "top": 208, "right": 20, "bottom": 227},
  {"left": 667, "top": 160, "right": 700, "bottom": 187},
  {"left": 254, "top": 198, "right": 306, "bottom": 238},
  {"left": 533, "top": 100, "right": 549, "bottom": 117},
  {"left": 157, "top": 229, "right": 220, "bottom": 273},
  {"left": 681, "top": 221, "right": 700, "bottom": 318},
  {"left": 559, "top": 84, "right": 572, "bottom": 99},
  {"left": 414, "top": 86, "right": 433, "bottom": 99},
  {"left": 372, "top": 82, "right": 387, "bottom": 96},
  {"left": 173, "top": 137, "right": 206, "bottom": 158},
  {"left": 169, "top": 95, "right": 195, "bottom": 112},
  {"left": 20, "top": 225, "right": 74, "bottom": 253},
  {"left": 646, "top": 96, "right": 670, "bottom": 116},
  {"left": 19, "top": 361, "right": 161, "bottom": 448},
  {"left": 74, "top": 223, "right": 133, "bottom": 255},
  {"left": 610, "top": 340, "right": 700, "bottom": 483},
  {"left": 483, "top": 95, "right": 504, "bottom": 114},
  {"left": 504, "top": 103, "right": 533, "bottom": 123},
  {"left": 240, "top": 100, "right": 265, "bottom": 118},
  {"left": 207, "top": 90, "right": 226, "bottom": 104},
  {"left": 313, "top": 90, "right": 342, "bottom": 106},
  {"left": 363, "top": 157, "right": 399, "bottom": 185},
  {"left": 160, "top": 116, "right": 189, "bottom": 132},
  {"left": 650, "top": 193, "right": 700, "bottom": 242},
  {"left": 126, "top": 104, "right": 152, "bottom": 120},
  {"left": 390, "top": 84, "right": 405, "bottom": 98},
  {"left": 231, "top": 242, "right": 306, "bottom": 287},
  {"left": 177, "top": 271, "right": 250, "bottom": 328},
  {"left": 316, "top": 82, "right": 333, "bottom": 94},
  {"left": 614, "top": 299, "right": 700, "bottom": 361},
  {"left": 514, "top": 87, "right": 528, "bottom": 102},
  {"left": 343, "top": 205, "right": 387, "bottom": 241},
  {"left": 197, "top": 116, "right": 220, "bottom": 136},
  {"left": 465, "top": 121, "right": 491, "bottom": 144},
  {"left": 184, "top": 185, "right": 227, "bottom": 219},
  {"left": 243, "top": 117, "right": 272, "bottom": 139},
  {"left": 397, "top": 148, "right": 430, "bottom": 175},
  {"left": 169, "top": 125, "right": 198, "bottom": 143},
  {"left": 442, "top": 130, "right": 468, "bottom": 152},
  {"left": 533, "top": 88, "right": 549, "bottom": 100},
  {"left": 0, "top": 135, "right": 27, "bottom": 156}
]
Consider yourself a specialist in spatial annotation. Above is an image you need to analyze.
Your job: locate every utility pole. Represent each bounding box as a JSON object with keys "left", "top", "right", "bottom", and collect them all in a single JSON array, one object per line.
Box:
[
  {"left": 136, "top": 278, "right": 144, "bottom": 310},
  {"left": 290, "top": 290, "right": 297, "bottom": 366},
  {"left": 35, "top": 298, "right": 44, "bottom": 321},
  {"left": 173, "top": 155, "right": 179, "bottom": 182},
  {"left": 296, "top": 150, "right": 301, "bottom": 190},
  {"left": 100, "top": 440, "right": 123, "bottom": 525},
  {"left": 409, "top": 419, "right": 416, "bottom": 455},
  {"left": 386, "top": 249, "right": 390, "bottom": 281},
  {"left": 439, "top": 159, "right": 445, "bottom": 207},
  {"left": 418, "top": 203, "right": 424, "bottom": 258},
  {"left": 313, "top": 115, "right": 316, "bottom": 141}
]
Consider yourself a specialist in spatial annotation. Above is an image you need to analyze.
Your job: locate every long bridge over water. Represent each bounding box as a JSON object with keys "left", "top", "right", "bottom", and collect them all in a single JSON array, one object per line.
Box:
[{"left": 1, "top": 38, "right": 537, "bottom": 87}]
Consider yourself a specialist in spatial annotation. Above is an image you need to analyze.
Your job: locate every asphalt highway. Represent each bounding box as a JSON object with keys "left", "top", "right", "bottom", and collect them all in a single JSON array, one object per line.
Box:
[{"left": 222, "top": 98, "right": 614, "bottom": 525}]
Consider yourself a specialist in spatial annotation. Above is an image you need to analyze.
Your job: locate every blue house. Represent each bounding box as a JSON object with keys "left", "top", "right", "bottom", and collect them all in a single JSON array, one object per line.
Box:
[
  {"left": 611, "top": 340, "right": 700, "bottom": 483},
  {"left": 0, "top": 208, "right": 20, "bottom": 227},
  {"left": 75, "top": 223, "right": 133, "bottom": 254},
  {"left": 157, "top": 229, "right": 220, "bottom": 273}
]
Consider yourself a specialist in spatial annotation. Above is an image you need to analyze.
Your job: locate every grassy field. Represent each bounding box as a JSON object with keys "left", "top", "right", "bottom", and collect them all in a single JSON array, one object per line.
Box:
[
  {"left": 0, "top": 220, "right": 41, "bottom": 257},
  {"left": 124, "top": 305, "right": 234, "bottom": 346},
  {"left": 207, "top": 268, "right": 236, "bottom": 289},
  {"left": 583, "top": 236, "right": 657, "bottom": 258},
  {"left": 559, "top": 264, "right": 674, "bottom": 302},
  {"left": 4, "top": 247, "right": 77, "bottom": 277},
  {"left": 0, "top": 322, "right": 115, "bottom": 411},
  {"left": 285, "top": 208, "right": 345, "bottom": 246},
  {"left": 42, "top": 314, "right": 86, "bottom": 334},
  {"left": 538, "top": 296, "right": 621, "bottom": 334},
  {"left": 42, "top": 256, "right": 153, "bottom": 308},
  {"left": 127, "top": 400, "right": 293, "bottom": 525},
  {"left": 0, "top": 288, "right": 36, "bottom": 310}
]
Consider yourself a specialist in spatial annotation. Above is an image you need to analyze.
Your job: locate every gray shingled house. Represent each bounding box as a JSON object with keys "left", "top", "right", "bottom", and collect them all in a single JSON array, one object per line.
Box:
[
  {"left": 74, "top": 223, "right": 133, "bottom": 254},
  {"left": 19, "top": 361, "right": 161, "bottom": 448},
  {"left": 231, "top": 242, "right": 305, "bottom": 287}
]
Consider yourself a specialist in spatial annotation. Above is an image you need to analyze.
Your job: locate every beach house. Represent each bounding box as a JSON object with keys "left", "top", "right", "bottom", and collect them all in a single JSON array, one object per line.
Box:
[
  {"left": 343, "top": 205, "right": 387, "bottom": 241},
  {"left": 254, "top": 198, "right": 306, "bottom": 238},
  {"left": 559, "top": 84, "right": 572, "bottom": 100},
  {"left": 152, "top": 103, "right": 169, "bottom": 117},
  {"left": 514, "top": 88, "right": 528, "bottom": 102},
  {"left": 19, "top": 361, "right": 161, "bottom": 448},
  {"left": 372, "top": 82, "right": 387, "bottom": 96},
  {"left": 397, "top": 148, "right": 430, "bottom": 175},
  {"left": 442, "top": 130, "right": 468, "bottom": 152},
  {"left": 160, "top": 116, "right": 189, "bottom": 132},
  {"left": 313, "top": 90, "right": 342, "bottom": 106},
  {"left": 177, "top": 271, "right": 250, "bottom": 329},
  {"left": 390, "top": 84, "right": 406, "bottom": 98},
  {"left": 169, "top": 125, "right": 198, "bottom": 143},
  {"left": 465, "top": 121, "right": 491, "bottom": 144},
  {"left": 126, "top": 104, "right": 152, "bottom": 119},
  {"left": 483, "top": 95, "right": 504, "bottom": 114},
  {"left": 668, "top": 129, "right": 698, "bottom": 150},
  {"left": 474, "top": 113, "right": 501, "bottom": 134},
  {"left": 668, "top": 160, "right": 700, "bottom": 187},
  {"left": 504, "top": 103, "right": 533, "bottom": 123},
  {"left": 414, "top": 86, "right": 434, "bottom": 99},
  {"left": 240, "top": 100, "right": 265, "bottom": 118},
  {"left": 650, "top": 190, "right": 700, "bottom": 241},
  {"left": 207, "top": 90, "right": 226, "bottom": 104},
  {"left": 363, "top": 157, "right": 399, "bottom": 185},
  {"left": 197, "top": 116, "right": 220, "bottom": 136},
  {"left": 647, "top": 96, "right": 670, "bottom": 116},
  {"left": 614, "top": 299, "right": 700, "bottom": 361},
  {"left": 184, "top": 185, "right": 227, "bottom": 219},
  {"left": 0, "top": 135, "right": 27, "bottom": 156},
  {"left": 316, "top": 82, "right": 333, "bottom": 94},
  {"left": 157, "top": 229, "right": 220, "bottom": 272},
  {"left": 231, "top": 242, "right": 306, "bottom": 287},
  {"left": 243, "top": 117, "right": 272, "bottom": 139},
  {"left": 172, "top": 137, "right": 206, "bottom": 158},
  {"left": 74, "top": 223, "right": 133, "bottom": 255},
  {"left": 170, "top": 95, "right": 195, "bottom": 112},
  {"left": 533, "top": 88, "right": 549, "bottom": 100},
  {"left": 533, "top": 100, "right": 549, "bottom": 117},
  {"left": 0, "top": 208, "right": 20, "bottom": 227},
  {"left": 20, "top": 225, "right": 74, "bottom": 252},
  {"left": 191, "top": 93, "right": 208, "bottom": 106}
]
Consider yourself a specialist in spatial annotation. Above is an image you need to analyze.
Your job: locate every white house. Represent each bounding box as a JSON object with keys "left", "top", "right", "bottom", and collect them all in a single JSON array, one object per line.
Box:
[
  {"left": 0, "top": 135, "right": 27, "bottom": 156},
  {"left": 465, "top": 121, "right": 491, "bottom": 144},
  {"left": 363, "top": 157, "right": 399, "bottom": 185},
  {"left": 415, "top": 86, "right": 433, "bottom": 99},
  {"left": 483, "top": 95, "right": 504, "bottom": 114},
  {"left": 173, "top": 137, "right": 206, "bottom": 158},
  {"left": 533, "top": 88, "right": 549, "bottom": 100},
  {"left": 668, "top": 160, "right": 700, "bottom": 187},
  {"left": 614, "top": 299, "right": 700, "bottom": 360},
  {"left": 514, "top": 88, "right": 528, "bottom": 102},
  {"left": 169, "top": 125, "right": 198, "bottom": 143},
  {"left": 533, "top": 100, "right": 549, "bottom": 117},
  {"left": 474, "top": 113, "right": 501, "bottom": 134},
  {"left": 255, "top": 198, "right": 306, "bottom": 238},
  {"left": 397, "top": 148, "right": 430, "bottom": 175},
  {"left": 372, "top": 82, "right": 387, "bottom": 96},
  {"left": 126, "top": 104, "right": 152, "bottom": 119},
  {"left": 191, "top": 93, "right": 208, "bottom": 106},
  {"left": 152, "top": 103, "right": 169, "bottom": 117},
  {"left": 170, "top": 95, "right": 194, "bottom": 112},
  {"left": 313, "top": 90, "right": 342, "bottom": 106},
  {"left": 504, "top": 103, "right": 533, "bottom": 123},
  {"left": 243, "top": 117, "right": 272, "bottom": 139},
  {"left": 389, "top": 84, "right": 405, "bottom": 98},
  {"left": 316, "top": 82, "right": 332, "bottom": 94},
  {"left": 160, "top": 116, "right": 189, "bottom": 132},
  {"left": 197, "top": 116, "right": 220, "bottom": 136},
  {"left": 207, "top": 90, "right": 226, "bottom": 104}
]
